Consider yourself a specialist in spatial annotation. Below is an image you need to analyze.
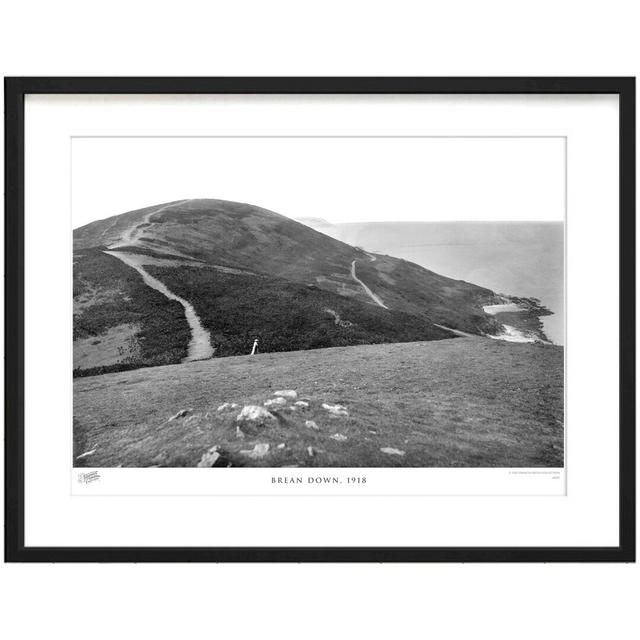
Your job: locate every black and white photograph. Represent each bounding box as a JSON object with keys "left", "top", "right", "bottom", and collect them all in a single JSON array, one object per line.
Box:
[
  {"left": 72, "top": 136, "right": 565, "bottom": 470},
  {"left": 4, "top": 75, "right": 634, "bottom": 568}
]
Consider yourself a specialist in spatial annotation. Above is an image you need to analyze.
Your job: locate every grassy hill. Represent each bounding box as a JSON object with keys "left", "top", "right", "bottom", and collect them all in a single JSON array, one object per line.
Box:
[
  {"left": 73, "top": 247, "right": 191, "bottom": 375},
  {"left": 145, "top": 263, "right": 450, "bottom": 357},
  {"left": 74, "top": 337, "right": 564, "bottom": 468},
  {"left": 73, "top": 199, "right": 516, "bottom": 375}
]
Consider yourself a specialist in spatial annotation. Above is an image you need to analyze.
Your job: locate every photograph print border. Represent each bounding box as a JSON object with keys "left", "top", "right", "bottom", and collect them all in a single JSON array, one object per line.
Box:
[{"left": 4, "top": 77, "right": 635, "bottom": 562}]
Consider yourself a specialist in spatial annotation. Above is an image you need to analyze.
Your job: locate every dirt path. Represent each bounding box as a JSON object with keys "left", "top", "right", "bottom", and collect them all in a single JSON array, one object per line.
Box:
[
  {"left": 432, "top": 323, "right": 477, "bottom": 338},
  {"left": 104, "top": 250, "right": 214, "bottom": 362},
  {"left": 108, "top": 199, "right": 191, "bottom": 249},
  {"left": 350, "top": 259, "right": 388, "bottom": 309}
]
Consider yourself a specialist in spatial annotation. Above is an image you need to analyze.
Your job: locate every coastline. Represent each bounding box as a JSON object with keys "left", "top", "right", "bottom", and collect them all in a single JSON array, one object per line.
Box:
[
  {"left": 483, "top": 297, "right": 553, "bottom": 344},
  {"left": 315, "top": 221, "right": 565, "bottom": 346}
]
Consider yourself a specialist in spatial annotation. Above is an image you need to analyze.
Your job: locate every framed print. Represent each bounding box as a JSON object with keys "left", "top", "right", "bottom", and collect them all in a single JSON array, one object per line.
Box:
[{"left": 4, "top": 77, "right": 635, "bottom": 562}]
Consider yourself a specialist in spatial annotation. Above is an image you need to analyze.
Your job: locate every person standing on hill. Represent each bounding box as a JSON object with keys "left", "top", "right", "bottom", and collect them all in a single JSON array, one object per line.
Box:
[{"left": 250, "top": 338, "right": 259, "bottom": 355}]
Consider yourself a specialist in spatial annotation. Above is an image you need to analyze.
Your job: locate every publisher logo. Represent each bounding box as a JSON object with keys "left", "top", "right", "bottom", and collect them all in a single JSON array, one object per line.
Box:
[{"left": 78, "top": 470, "right": 101, "bottom": 484}]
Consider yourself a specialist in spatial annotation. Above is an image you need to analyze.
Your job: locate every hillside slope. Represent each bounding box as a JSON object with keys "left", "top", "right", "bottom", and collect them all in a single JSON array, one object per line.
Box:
[
  {"left": 74, "top": 338, "right": 564, "bottom": 468},
  {"left": 299, "top": 219, "right": 564, "bottom": 344},
  {"left": 73, "top": 199, "right": 536, "bottom": 375}
]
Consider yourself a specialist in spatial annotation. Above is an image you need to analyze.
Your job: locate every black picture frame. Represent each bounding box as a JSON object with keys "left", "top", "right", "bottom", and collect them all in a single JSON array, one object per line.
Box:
[{"left": 4, "top": 77, "right": 636, "bottom": 563}]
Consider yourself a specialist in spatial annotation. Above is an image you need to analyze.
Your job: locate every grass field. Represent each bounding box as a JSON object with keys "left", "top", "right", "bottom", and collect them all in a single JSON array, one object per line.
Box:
[{"left": 74, "top": 337, "right": 564, "bottom": 468}]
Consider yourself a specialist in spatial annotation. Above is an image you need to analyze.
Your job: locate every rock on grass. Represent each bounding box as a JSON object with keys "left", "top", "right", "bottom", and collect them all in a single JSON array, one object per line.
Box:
[
  {"left": 236, "top": 405, "right": 276, "bottom": 425},
  {"left": 380, "top": 447, "right": 405, "bottom": 456},
  {"left": 169, "top": 408, "right": 191, "bottom": 421},
  {"left": 76, "top": 447, "right": 97, "bottom": 459},
  {"left": 197, "top": 445, "right": 229, "bottom": 467},
  {"left": 274, "top": 390, "right": 297, "bottom": 399},
  {"left": 217, "top": 402, "right": 238, "bottom": 412},
  {"left": 322, "top": 403, "right": 349, "bottom": 417},
  {"left": 240, "top": 443, "right": 270, "bottom": 459},
  {"left": 264, "top": 397, "right": 287, "bottom": 408}
]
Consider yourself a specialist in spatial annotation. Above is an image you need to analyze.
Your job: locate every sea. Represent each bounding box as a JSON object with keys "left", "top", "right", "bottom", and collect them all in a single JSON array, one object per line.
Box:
[{"left": 316, "top": 221, "right": 564, "bottom": 345}]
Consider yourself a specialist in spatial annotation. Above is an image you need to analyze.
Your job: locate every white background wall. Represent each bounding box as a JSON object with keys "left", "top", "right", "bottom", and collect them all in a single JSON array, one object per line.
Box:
[{"left": 1, "top": 1, "right": 638, "bottom": 638}]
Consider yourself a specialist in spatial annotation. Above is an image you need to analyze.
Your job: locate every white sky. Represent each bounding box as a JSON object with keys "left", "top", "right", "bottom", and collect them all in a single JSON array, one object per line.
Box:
[{"left": 72, "top": 137, "right": 565, "bottom": 228}]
